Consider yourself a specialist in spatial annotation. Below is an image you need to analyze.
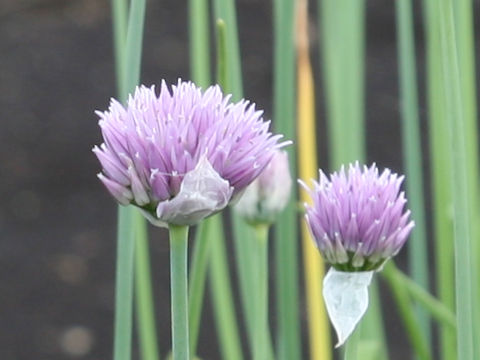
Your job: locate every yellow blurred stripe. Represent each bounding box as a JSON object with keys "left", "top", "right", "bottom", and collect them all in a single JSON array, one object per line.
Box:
[{"left": 296, "top": 0, "right": 331, "bottom": 359}]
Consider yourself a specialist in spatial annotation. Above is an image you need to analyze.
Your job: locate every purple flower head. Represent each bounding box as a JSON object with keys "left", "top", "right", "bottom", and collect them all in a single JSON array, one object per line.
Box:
[
  {"left": 302, "top": 163, "right": 414, "bottom": 271},
  {"left": 93, "top": 79, "right": 289, "bottom": 227},
  {"left": 235, "top": 150, "right": 292, "bottom": 225}
]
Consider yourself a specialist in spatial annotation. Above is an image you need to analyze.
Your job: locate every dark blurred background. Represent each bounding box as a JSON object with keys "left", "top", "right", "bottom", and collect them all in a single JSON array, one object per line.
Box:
[{"left": 1, "top": 0, "right": 478, "bottom": 359}]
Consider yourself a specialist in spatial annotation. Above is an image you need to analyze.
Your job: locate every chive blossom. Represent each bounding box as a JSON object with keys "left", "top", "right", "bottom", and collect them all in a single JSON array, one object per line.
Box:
[
  {"left": 302, "top": 163, "right": 414, "bottom": 271},
  {"left": 94, "top": 79, "right": 290, "bottom": 227}
]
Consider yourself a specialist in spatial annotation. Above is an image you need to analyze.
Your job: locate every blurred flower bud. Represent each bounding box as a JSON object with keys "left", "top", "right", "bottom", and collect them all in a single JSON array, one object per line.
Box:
[{"left": 235, "top": 150, "right": 292, "bottom": 225}]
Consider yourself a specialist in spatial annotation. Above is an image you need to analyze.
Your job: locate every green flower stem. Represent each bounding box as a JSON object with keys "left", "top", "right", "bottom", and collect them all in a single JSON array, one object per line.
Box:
[
  {"left": 212, "top": 13, "right": 253, "bottom": 352},
  {"left": 124, "top": 0, "right": 152, "bottom": 358},
  {"left": 135, "top": 217, "right": 159, "bottom": 360},
  {"left": 452, "top": 0, "right": 480, "bottom": 357},
  {"left": 273, "top": 0, "right": 301, "bottom": 358},
  {"left": 120, "top": 0, "right": 146, "bottom": 101},
  {"left": 188, "top": 221, "right": 212, "bottom": 355},
  {"left": 253, "top": 224, "right": 272, "bottom": 360},
  {"left": 382, "top": 262, "right": 432, "bottom": 360},
  {"left": 232, "top": 217, "right": 256, "bottom": 349},
  {"left": 213, "top": 19, "right": 245, "bottom": 360},
  {"left": 111, "top": 0, "right": 147, "bottom": 358},
  {"left": 209, "top": 214, "right": 243, "bottom": 360},
  {"left": 383, "top": 262, "right": 456, "bottom": 329},
  {"left": 112, "top": 0, "right": 127, "bottom": 95},
  {"left": 113, "top": 207, "right": 136, "bottom": 360},
  {"left": 169, "top": 225, "right": 190, "bottom": 360},
  {"left": 320, "top": 0, "right": 366, "bottom": 169},
  {"left": 188, "top": 0, "right": 210, "bottom": 88},
  {"left": 187, "top": 0, "right": 211, "bottom": 356},
  {"left": 422, "top": 0, "right": 455, "bottom": 358},
  {"left": 395, "top": 0, "right": 431, "bottom": 347},
  {"left": 214, "top": 18, "right": 254, "bottom": 346},
  {"left": 438, "top": 1, "right": 475, "bottom": 358}
]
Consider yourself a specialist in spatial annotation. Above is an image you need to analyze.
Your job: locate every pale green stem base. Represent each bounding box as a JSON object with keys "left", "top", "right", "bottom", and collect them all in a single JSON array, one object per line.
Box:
[{"left": 169, "top": 225, "right": 190, "bottom": 360}]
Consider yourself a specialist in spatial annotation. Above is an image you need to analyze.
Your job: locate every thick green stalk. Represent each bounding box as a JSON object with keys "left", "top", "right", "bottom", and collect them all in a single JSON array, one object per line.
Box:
[
  {"left": 217, "top": 15, "right": 257, "bottom": 338},
  {"left": 189, "top": 0, "right": 210, "bottom": 87},
  {"left": 320, "top": 0, "right": 366, "bottom": 168},
  {"left": 111, "top": 0, "right": 147, "bottom": 359},
  {"left": 209, "top": 214, "right": 243, "bottom": 360},
  {"left": 188, "top": 221, "right": 211, "bottom": 355},
  {"left": 135, "top": 218, "right": 159, "bottom": 360},
  {"left": 113, "top": 207, "right": 136, "bottom": 360},
  {"left": 121, "top": 0, "right": 146, "bottom": 100},
  {"left": 395, "top": 0, "right": 430, "bottom": 348},
  {"left": 384, "top": 263, "right": 456, "bottom": 330},
  {"left": 123, "top": 1, "right": 159, "bottom": 359},
  {"left": 422, "top": 0, "right": 456, "bottom": 358},
  {"left": 169, "top": 225, "right": 190, "bottom": 360},
  {"left": 253, "top": 224, "right": 271, "bottom": 360},
  {"left": 216, "top": 16, "right": 258, "bottom": 358},
  {"left": 437, "top": 0, "right": 475, "bottom": 358},
  {"left": 452, "top": 1, "right": 480, "bottom": 357},
  {"left": 187, "top": 0, "right": 211, "bottom": 354},
  {"left": 112, "top": 0, "right": 127, "bottom": 95},
  {"left": 273, "top": 0, "right": 301, "bottom": 359},
  {"left": 382, "top": 263, "right": 431, "bottom": 360},
  {"left": 207, "top": 20, "right": 243, "bottom": 360},
  {"left": 232, "top": 217, "right": 256, "bottom": 349},
  {"left": 111, "top": 1, "right": 133, "bottom": 359}
]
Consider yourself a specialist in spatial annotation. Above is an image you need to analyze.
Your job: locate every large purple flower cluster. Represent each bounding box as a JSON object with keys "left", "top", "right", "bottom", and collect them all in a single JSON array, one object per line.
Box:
[
  {"left": 94, "top": 80, "right": 287, "bottom": 227},
  {"left": 303, "top": 163, "right": 414, "bottom": 271}
]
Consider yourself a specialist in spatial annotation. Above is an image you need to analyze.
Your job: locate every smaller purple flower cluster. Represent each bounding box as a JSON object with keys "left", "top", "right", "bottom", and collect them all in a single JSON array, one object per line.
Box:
[{"left": 303, "top": 163, "right": 414, "bottom": 271}]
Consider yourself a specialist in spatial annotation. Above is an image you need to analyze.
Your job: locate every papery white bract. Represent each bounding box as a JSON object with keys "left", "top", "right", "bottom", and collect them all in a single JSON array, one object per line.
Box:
[{"left": 323, "top": 268, "right": 373, "bottom": 347}]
